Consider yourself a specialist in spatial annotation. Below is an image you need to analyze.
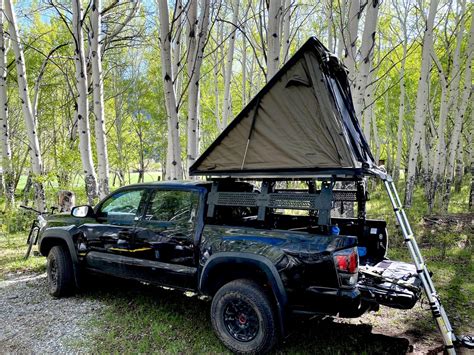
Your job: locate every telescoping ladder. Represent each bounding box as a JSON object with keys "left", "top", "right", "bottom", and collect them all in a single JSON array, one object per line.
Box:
[{"left": 383, "top": 176, "right": 457, "bottom": 354}]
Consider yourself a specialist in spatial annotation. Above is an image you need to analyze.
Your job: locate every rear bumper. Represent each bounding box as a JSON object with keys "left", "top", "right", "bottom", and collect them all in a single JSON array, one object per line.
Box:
[{"left": 289, "top": 286, "right": 362, "bottom": 315}]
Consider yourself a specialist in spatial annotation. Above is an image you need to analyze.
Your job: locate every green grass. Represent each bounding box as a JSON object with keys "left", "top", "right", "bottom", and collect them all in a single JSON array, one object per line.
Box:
[
  {"left": 75, "top": 244, "right": 472, "bottom": 353},
  {"left": 1, "top": 179, "right": 472, "bottom": 352},
  {"left": 0, "top": 233, "right": 46, "bottom": 280}
]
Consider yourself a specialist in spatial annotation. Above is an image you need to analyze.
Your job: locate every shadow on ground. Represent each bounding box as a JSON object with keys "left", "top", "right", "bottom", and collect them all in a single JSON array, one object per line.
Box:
[{"left": 80, "top": 275, "right": 413, "bottom": 354}]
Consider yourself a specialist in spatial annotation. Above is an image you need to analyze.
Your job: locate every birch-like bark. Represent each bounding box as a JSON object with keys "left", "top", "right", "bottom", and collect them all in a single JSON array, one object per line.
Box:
[
  {"left": 442, "top": 12, "right": 474, "bottom": 212},
  {"left": 454, "top": 141, "right": 464, "bottom": 193},
  {"left": 353, "top": 0, "right": 379, "bottom": 121},
  {"left": 469, "top": 108, "right": 474, "bottom": 211},
  {"left": 326, "top": 0, "right": 334, "bottom": 52},
  {"left": 371, "top": 99, "right": 380, "bottom": 162},
  {"left": 343, "top": 0, "right": 360, "bottom": 81},
  {"left": 172, "top": 0, "right": 184, "bottom": 100},
  {"left": 72, "top": 0, "right": 98, "bottom": 204},
  {"left": 242, "top": 20, "right": 247, "bottom": 108},
  {"left": 157, "top": 0, "right": 183, "bottom": 180},
  {"left": 222, "top": 0, "right": 239, "bottom": 128},
  {"left": 430, "top": 53, "right": 448, "bottom": 211},
  {"left": 4, "top": 0, "right": 45, "bottom": 210},
  {"left": 446, "top": 0, "right": 466, "bottom": 114},
  {"left": 337, "top": 0, "right": 346, "bottom": 58},
  {"left": 404, "top": 0, "right": 438, "bottom": 207},
  {"left": 266, "top": 0, "right": 282, "bottom": 81},
  {"left": 393, "top": 27, "right": 408, "bottom": 182},
  {"left": 363, "top": 66, "right": 373, "bottom": 142},
  {"left": 0, "top": 3, "right": 13, "bottom": 206},
  {"left": 114, "top": 87, "right": 125, "bottom": 185},
  {"left": 186, "top": 0, "right": 210, "bottom": 174},
  {"left": 281, "top": 0, "right": 291, "bottom": 63},
  {"left": 91, "top": 0, "right": 109, "bottom": 199},
  {"left": 213, "top": 38, "right": 222, "bottom": 132}
]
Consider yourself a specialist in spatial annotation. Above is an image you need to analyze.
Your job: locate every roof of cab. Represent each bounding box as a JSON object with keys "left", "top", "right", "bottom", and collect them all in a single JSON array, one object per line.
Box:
[{"left": 117, "top": 180, "right": 212, "bottom": 189}]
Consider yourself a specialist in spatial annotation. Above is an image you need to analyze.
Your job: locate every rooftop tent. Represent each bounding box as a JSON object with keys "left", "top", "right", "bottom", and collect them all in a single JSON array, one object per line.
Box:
[{"left": 190, "top": 37, "right": 376, "bottom": 178}]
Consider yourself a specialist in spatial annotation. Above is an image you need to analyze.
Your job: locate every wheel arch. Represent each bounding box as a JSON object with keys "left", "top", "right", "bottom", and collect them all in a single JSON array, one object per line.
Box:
[
  {"left": 199, "top": 252, "right": 288, "bottom": 335},
  {"left": 39, "top": 230, "right": 80, "bottom": 286}
]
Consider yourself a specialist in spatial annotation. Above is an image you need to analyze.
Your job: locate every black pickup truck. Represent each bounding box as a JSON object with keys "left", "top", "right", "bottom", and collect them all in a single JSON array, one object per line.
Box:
[{"left": 37, "top": 178, "right": 421, "bottom": 353}]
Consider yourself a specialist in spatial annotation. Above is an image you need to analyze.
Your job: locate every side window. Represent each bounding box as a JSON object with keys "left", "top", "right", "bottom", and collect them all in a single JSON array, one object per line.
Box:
[
  {"left": 145, "top": 190, "right": 199, "bottom": 225},
  {"left": 98, "top": 189, "right": 145, "bottom": 225}
]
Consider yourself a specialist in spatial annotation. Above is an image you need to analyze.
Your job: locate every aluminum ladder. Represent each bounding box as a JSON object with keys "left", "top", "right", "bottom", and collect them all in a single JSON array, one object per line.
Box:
[{"left": 383, "top": 176, "right": 457, "bottom": 354}]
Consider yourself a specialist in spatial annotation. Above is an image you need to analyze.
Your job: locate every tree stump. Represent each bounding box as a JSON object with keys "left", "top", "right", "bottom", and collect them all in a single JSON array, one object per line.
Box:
[{"left": 58, "top": 190, "right": 75, "bottom": 212}]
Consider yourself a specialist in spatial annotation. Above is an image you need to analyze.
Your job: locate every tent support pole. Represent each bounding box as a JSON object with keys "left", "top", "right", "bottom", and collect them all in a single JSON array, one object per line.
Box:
[{"left": 240, "top": 98, "right": 261, "bottom": 170}]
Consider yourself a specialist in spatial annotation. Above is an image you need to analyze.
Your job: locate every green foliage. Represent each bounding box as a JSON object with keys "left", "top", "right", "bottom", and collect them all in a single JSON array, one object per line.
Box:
[{"left": 0, "top": 209, "right": 34, "bottom": 235}]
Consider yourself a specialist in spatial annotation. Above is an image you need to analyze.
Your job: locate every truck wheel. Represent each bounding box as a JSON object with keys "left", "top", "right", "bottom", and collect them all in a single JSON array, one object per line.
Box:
[
  {"left": 211, "top": 279, "right": 277, "bottom": 354},
  {"left": 47, "top": 245, "right": 74, "bottom": 297}
]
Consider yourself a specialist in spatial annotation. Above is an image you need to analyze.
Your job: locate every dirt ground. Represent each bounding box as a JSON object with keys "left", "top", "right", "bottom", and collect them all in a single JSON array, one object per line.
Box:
[
  {"left": 0, "top": 272, "right": 107, "bottom": 353},
  {"left": 1, "top": 271, "right": 472, "bottom": 354}
]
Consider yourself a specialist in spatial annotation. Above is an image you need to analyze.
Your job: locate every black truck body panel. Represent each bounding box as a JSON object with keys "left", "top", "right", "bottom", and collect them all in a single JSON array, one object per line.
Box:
[{"left": 38, "top": 180, "right": 420, "bottom": 331}]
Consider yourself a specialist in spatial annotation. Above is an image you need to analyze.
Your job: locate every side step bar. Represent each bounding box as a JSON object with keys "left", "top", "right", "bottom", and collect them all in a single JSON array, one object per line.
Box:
[{"left": 383, "top": 176, "right": 457, "bottom": 354}]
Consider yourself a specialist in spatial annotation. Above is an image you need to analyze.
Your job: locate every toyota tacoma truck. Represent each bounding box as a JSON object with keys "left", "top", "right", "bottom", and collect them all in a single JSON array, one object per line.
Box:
[{"left": 37, "top": 178, "right": 421, "bottom": 353}]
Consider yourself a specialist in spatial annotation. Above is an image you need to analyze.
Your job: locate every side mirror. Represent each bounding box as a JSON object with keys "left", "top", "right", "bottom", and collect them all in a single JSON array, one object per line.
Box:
[{"left": 71, "top": 205, "right": 95, "bottom": 218}]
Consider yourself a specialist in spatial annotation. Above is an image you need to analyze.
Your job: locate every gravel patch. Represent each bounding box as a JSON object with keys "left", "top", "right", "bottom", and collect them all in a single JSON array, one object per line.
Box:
[{"left": 0, "top": 272, "right": 107, "bottom": 354}]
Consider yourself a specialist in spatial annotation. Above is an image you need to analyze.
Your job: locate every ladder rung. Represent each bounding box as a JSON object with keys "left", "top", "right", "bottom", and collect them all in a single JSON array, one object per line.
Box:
[{"left": 384, "top": 176, "right": 457, "bottom": 352}]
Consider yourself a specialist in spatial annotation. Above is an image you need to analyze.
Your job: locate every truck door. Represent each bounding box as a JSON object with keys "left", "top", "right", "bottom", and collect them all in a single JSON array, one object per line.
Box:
[
  {"left": 134, "top": 188, "right": 200, "bottom": 289},
  {"left": 83, "top": 188, "right": 148, "bottom": 275}
]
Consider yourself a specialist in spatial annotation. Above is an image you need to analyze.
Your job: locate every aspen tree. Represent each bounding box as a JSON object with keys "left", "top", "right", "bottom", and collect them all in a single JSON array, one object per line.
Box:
[{"left": 4, "top": 0, "right": 46, "bottom": 210}]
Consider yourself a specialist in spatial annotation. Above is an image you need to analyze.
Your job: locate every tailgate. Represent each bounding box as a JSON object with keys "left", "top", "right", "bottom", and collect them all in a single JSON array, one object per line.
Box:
[{"left": 358, "top": 260, "right": 422, "bottom": 309}]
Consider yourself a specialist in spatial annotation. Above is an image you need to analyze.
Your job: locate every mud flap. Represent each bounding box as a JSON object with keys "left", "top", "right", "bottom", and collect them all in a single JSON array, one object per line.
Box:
[{"left": 358, "top": 260, "right": 421, "bottom": 309}]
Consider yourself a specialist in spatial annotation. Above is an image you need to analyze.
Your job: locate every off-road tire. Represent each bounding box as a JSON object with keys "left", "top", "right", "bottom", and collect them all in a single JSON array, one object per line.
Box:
[
  {"left": 47, "top": 245, "right": 74, "bottom": 297},
  {"left": 211, "top": 279, "right": 277, "bottom": 353}
]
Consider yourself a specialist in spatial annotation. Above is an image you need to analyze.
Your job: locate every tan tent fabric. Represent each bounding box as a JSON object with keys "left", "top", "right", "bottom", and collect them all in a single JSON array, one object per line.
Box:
[{"left": 190, "top": 37, "right": 373, "bottom": 176}]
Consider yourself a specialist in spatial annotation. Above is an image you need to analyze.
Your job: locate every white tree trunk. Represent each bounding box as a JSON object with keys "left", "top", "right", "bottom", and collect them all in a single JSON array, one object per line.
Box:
[
  {"left": 343, "top": 0, "right": 360, "bottom": 81},
  {"left": 4, "top": 0, "right": 45, "bottom": 210},
  {"left": 172, "top": 0, "right": 184, "bottom": 100},
  {"left": 337, "top": 0, "right": 347, "bottom": 58},
  {"left": 443, "top": 13, "right": 474, "bottom": 211},
  {"left": 222, "top": 0, "right": 239, "bottom": 128},
  {"left": 186, "top": 0, "right": 210, "bottom": 173},
  {"left": 404, "top": 0, "right": 438, "bottom": 207},
  {"left": 363, "top": 66, "right": 374, "bottom": 142},
  {"left": 326, "top": 0, "right": 334, "bottom": 52},
  {"left": 353, "top": 0, "right": 379, "bottom": 121},
  {"left": 242, "top": 20, "right": 247, "bottom": 108},
  {"left": 469, "top": 108, "right": 474, "bottom": 211},
  {"left": 0, "top": 3, "right": 13, "bottom": 206},
  {"left": 213, "top": 40, "right": 222, "bottom": 132},
  {"left": 393, "top": 35, "right": 407, "bottom": 182},
  {"left": 430, "top": 52, "right": 449, "bottom": 211},
  {"left": 446, "top": 0, "right": 466, "bottom": 114},
  {"left": 72, "top": 0, "right": 98, "bottom": 204},
  {"left": 91, "top": 0, "right": 109, "bottom": 199},
  {"left": 157, "top": 0, "right": 183, "bottom": 180},
  {"left": 454, "top": 140, "right": 464, "bottom": 192},
  {"left": 266, "top": 0, "right": 282, "bottom": 81},
  {"left": 281, "top": 0, "right": 291, "bottom": 63}
]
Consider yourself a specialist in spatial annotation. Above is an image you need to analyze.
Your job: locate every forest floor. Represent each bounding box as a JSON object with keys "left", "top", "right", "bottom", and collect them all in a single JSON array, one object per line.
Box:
[{"left": 1, "top": 232, "right": 472, "bottom": 354}]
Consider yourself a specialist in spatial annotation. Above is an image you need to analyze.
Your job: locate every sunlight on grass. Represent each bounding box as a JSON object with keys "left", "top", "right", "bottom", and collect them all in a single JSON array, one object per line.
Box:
[{"left": 0, "top": 233, "right": 46, "bottom": 280}]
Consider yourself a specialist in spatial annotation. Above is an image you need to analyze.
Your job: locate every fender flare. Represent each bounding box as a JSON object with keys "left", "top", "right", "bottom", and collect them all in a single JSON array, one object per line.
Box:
[
  {"left": 199, "top": 252, "right": 288, "bottom": 334},
  {"left": 39, "top": 228, "right": 81, "bottom": 287}
]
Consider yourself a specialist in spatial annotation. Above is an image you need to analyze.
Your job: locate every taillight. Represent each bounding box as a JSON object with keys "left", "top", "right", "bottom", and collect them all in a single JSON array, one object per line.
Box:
[
  {"left": 334, "top": 247, "right": 358, "bottom": 273},
  {"left": 334, "top": 247, "right": 359, "bottom": 287}
]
